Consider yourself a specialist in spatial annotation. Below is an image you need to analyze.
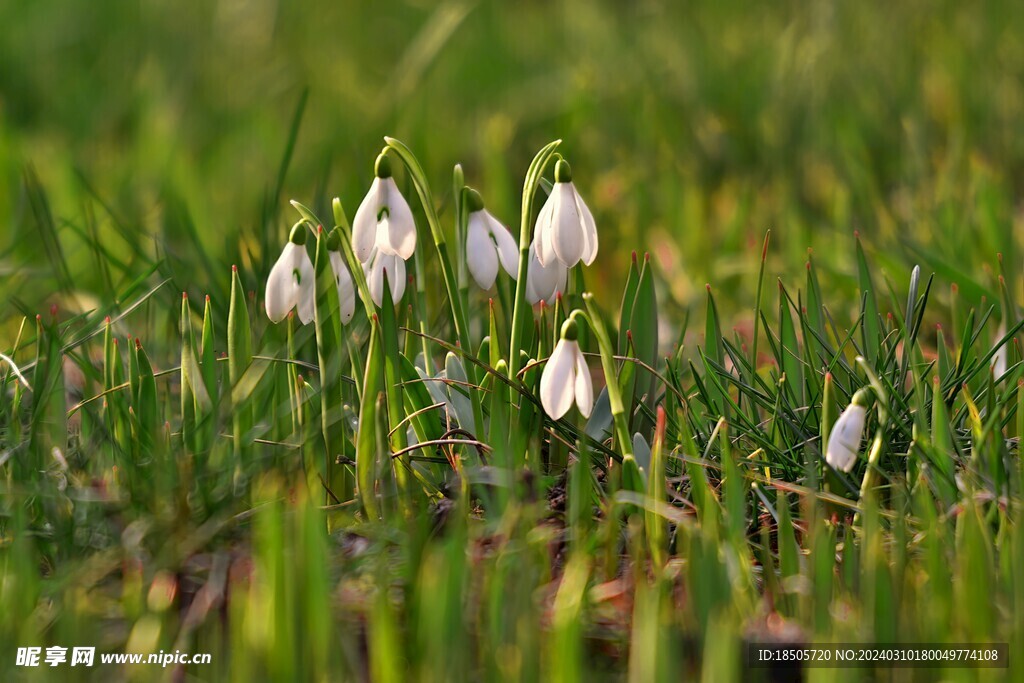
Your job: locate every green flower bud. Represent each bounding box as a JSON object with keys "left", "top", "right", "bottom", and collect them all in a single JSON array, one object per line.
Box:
[
  {"left": 560, "top": 317, "right": 578, "bottom": 341},
  {"left": 288, "top": 221, "right": 307, "bottom": 245},
  {"left": 326, "top": 227, "right": 342, "bottom": 252},
  {"left": 464, "top": 187, "right": 485, "bottom": 213},
  {"left": 554, "top": 158, "right": 572, "bottom": 183},
  {"left": 374, "top": 152, "right": 392, "bottom": 179}
]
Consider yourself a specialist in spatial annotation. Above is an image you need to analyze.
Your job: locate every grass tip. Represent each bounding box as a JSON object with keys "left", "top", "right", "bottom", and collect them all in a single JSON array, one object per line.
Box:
[{"left": 232, "top": 264, "right": 237, "bottom": 272}]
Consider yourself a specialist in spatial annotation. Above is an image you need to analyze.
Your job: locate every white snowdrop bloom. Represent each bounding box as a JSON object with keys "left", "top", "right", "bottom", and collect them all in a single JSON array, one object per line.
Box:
[
  {"left": 992, "top": 324, "right": 1008, "bottom": 378},
  {"left": 464, "top": 188, "right": 518, "bottom": 290},
  {"left": 539, "top": 319, "right": 593, "bottom": 419},
  {"left": 328, "top": 248, "right": 356, "bottom": 324},
  {"left": 363, "top": 248, "right": 406, "bottom": 308},
  {"left": 525, "top": 240, "right": 568, "bottom": 305},
  {"left": 533, "top": 159, "right": 598, "bottom": 269},
  {"left": 265, "top": 226, "right": 315, "bottom": 325},
  {"left": 826, "top": 391, "right": 870, "bottom": 472},
  {"left": 352, "top": 153, "right": 417, "bottom": 263}
]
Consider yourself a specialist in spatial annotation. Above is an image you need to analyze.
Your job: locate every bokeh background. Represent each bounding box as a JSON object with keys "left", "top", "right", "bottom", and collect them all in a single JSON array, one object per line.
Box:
[{"left": 2, "top": 0, "right": 1023, "bottom": 329}]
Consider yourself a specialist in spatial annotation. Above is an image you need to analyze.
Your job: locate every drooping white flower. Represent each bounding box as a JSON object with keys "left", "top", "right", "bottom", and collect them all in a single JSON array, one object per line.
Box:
[
  {"left": 825, "top": 391, "right": 870, "bottom": 472},
  {"left": 363, "top": 248, "right": 406, "bottom": 308},
  {"left": 265, "top": 226, "right": 315, "bottom": 324},
  {"left": 534, "top": 159, "right": 598, "bottom": 269},
  {"left": 352, "top": 153, "right": 417, "bottom": 263},
  {"left": 328, "top": 250, "right": 356, "bottom": 324},
  {"left": 463, "top": 188, "right": 518, "bottom": 290},
  {"left": 525, "top": 240, "right": 568, "bottom": 305},
  {"left": 540, "top": 319, "right": 593, "bottom": 419},
  {"left": 992, "top": 324, "right": 1008, "bottom": 379}
]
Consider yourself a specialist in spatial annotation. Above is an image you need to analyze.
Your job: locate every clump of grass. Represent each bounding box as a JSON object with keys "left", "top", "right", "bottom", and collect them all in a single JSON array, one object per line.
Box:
[{"left": 1, "top": 138, "right": 1022, "bottom": 682}]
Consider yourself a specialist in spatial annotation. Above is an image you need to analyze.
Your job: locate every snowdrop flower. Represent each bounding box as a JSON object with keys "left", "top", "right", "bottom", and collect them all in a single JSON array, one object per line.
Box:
[
  {"left": 363, "top": 248, "right": 406, "bottom": 308},
  {"left": 352, "top": 153, "right": 417, "bottom": 263},
  {"left": 525, "top": 240, "right": 568, "bottom": 305},
  {"left": 265, "top": 224, "right": 315, "bottom": 324},
  {"left": 825, "top": 389, "right": 871, "bottom": 472},
  {"left": 464, "top": 188, "right": 518, "bottom": 290},
  {"left": 326, "top": 228, "right": 356, "bottom": 324},
  {"left": 540, "top": 318, "right": 593, "bottom": 419},
  {"left": 992, "top": 324, "right": 1008, "bottom": 379},
  {"left": 534, "top": 159, "right": 598, "bottom": 269}
]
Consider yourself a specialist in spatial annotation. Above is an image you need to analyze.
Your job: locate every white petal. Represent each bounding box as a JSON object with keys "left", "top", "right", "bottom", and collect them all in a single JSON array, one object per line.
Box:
[
  {"left": 295, "top": 247, "right": 316, "bottom": 325},
  {"left": 826, "top": 404, "right": 866, "bottom": 472},
  {"left": 993, "top": 325, "right": 1008, "bottom": 378},
  {"left": 265, "top": 242, "right": 301, "bottom": 323},
  {"left": 551, "top": 183, "right": 584, "bottom": 267},
  {"left": 533, "top": 191, "right": 557, "bottom": 267},
  {"left": 381, "top": 178, "right": 417, "bottom": 259},
  {"left": 384, "top": 253, "right": 406, "bottom": 303},
  {"left": 551, "top": 261, "right": 568, "bottom": 303},
  {"left": 352, "top": 177, "right": 383, "bottom": 263},
  {"left": 573, "top": 346, "right": 593, "bottom": 417},
  {"left": 540, "top": 339, "right": 577, "bottom": 419},
  {"left": 527, "top": 242, "right": 559, "bottom": 304},
  {"left": 330, "top": 251, "right": 356, "bottom": 324},
  {"left": 525, "top": 271, "right": 541, "bottom": 305},
  {"left": 487, "top": 211, "right": 520, "bottom": 279},
  {"left": 574, "top": 186, "right": 599, "bottom": 266},
  {"left": 365, "top": 251, "right": 385, "bottom": 307},
  {"left": 375, "top": 214, "right": 396, "bottom": 256},
  {"left": 466, "top": 212, "right": 499, "bottom": 290}
]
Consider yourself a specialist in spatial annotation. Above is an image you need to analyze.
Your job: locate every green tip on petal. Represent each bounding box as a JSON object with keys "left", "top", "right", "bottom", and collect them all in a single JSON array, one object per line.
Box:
[
  {"left": 554, "top": 158, "right": 572, "bottom": 183},
  {"left": 464, "top": 187, "right": 485, "bottom": 213},
  {"left": 375, "top": 152, "right": 393, "bottom": 179},
  {"left": 288, "top": 221, "right": 307, "bottom": 245},
  {"left": 560, "top": 317, "right": 578, "bottom": 341},
  {"left": 325, "top": 227, "right": 342, "bottom": 251},
  {"left": 851, "top": 387, "right": 873, "bottom": 407}
]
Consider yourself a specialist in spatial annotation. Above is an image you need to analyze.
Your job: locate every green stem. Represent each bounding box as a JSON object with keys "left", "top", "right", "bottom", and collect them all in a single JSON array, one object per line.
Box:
[
  {"left": 508, "top": 140, "right": 562, "bottom": 386},
  {"left": 579, "top": 294, "right": 633, "bottom": 460},
  {"left": 384, "top": 137, "right": 485, "bottom": 435}
]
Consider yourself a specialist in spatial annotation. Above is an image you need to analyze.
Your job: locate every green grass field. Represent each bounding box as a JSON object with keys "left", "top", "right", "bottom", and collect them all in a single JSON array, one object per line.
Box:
[{"left": 2, "top": 1, "right": 1023, "bottom": 681}]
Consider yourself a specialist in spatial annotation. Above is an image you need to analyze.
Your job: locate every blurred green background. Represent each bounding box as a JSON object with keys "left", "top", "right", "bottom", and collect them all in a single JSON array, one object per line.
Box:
[{"left": 1, "top": 0, "right": 1022, "bottom": 326}]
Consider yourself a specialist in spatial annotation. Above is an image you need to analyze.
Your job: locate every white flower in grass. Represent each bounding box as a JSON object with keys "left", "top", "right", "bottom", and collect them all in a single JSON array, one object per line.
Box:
[
  {"left": 464, "top": 188, "right": 518, "bottom": 290},
  {"left": 265, "top": 224, "right": 315, "bottom": 324},
  {"left": 540, "top": 318, "right": 593, "bottom": 419},
  {"left": 352, "top": 153, "right": 417, "bottom": 263},
  {"left": 534, "top": 159, "right": 598, "bottom": 269},
  {"left": 525, "top": 240, "right": 568, "bottom": 305},
  {"left": 326, "top": 229, "right": 356, "bottom": 324},
  {"left": 364, "top": 248, "right": 406, "bottom": 308},
  {"left": 992, "top": 324, "right": 1008, "bottom": 379},
  {"left": 825, "top": 389, "right": 871, "bottom": 472}
]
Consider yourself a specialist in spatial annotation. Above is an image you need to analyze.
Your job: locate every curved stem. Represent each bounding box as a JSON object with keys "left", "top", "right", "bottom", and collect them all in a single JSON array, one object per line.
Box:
[{"left": 508, "top": 140, "right": 562, "bottom": 383}]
